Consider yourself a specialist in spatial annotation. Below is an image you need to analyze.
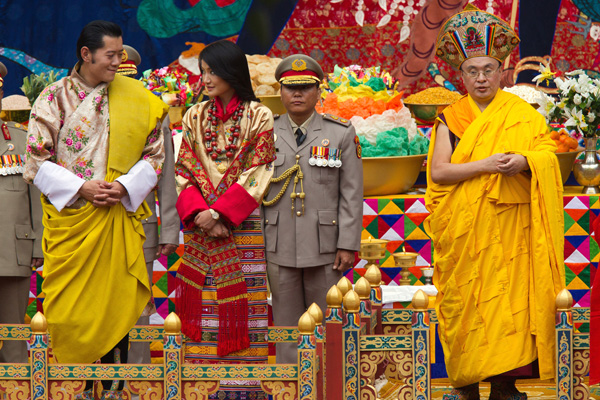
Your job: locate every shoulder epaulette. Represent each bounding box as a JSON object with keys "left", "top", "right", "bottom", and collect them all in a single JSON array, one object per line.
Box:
[
  {"left": 322, "top": 113, "right": 351, "bottom": 126},
  {"left": 5, "top": 121, "right": 28, "bottom": 131}
]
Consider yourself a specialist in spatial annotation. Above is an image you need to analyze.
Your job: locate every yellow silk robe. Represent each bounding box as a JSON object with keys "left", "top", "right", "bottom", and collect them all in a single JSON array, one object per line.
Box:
[
  {"left": 25, "top": 73, "right": 168, "bottom": 364},
  {"left": 424, "top": 90, "right": 565, "bottom": 387}
]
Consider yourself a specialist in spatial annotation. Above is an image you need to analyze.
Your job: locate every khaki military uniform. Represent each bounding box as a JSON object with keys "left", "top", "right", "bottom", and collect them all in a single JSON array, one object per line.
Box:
[
  {"left": 262, "top": 111, "right": 363, "bottom": 362},
  {"left": 129, "top": 117, "right": 180, "bottom": 364},
  {"left": 0, "top": 121, "right": 43, "bottom": 363}
]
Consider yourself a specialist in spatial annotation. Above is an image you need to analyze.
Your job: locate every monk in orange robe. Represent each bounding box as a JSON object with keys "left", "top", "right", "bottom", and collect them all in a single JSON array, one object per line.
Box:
[{"left": 425, "top": 8, "right": 565, "bottom": 400}]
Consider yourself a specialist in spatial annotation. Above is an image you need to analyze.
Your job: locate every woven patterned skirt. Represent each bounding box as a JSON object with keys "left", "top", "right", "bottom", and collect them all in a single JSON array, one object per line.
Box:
[{"left": 183, "top": 209, "right": 268, "bottom": 399}]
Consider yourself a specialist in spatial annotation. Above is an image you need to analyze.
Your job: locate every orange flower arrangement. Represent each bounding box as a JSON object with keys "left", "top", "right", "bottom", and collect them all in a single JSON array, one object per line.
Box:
[
  {"left": 550, "top": 128, "right": 579, "bottom": 153},
  {"left": 315, "top": 92, "right": 405, "bottom": 120}
]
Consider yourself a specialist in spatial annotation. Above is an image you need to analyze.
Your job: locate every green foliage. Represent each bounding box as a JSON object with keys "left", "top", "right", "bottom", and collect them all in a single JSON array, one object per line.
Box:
[{"left": 21, "top": 71, "right": 60, "bottom": 106}]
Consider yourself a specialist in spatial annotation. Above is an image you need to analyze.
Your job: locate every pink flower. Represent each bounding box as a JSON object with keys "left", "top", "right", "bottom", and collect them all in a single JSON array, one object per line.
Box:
[
  {"left": 65, "top": 138, "right": 73, "bottom": 146},
  {"left": 76, "top": 132, "right": 83, "bottom": 138},
  {"left": 571, "top": 129, "right": 583, "bottom": 141},
  {"left": 36, "top": 143, "right": 44, "bottom": 150},
  {"left": 28, "top": 136, "right": 36, "bottom": 143},
  {"left": 75, "top": 142, "right": 82, "bottom": 150},
  {"left": 49, "top": 85, "right": 57, "bottom": 90},
  {"left": 149, "top": 137, "right": 156, "bottom": 143},
  {"left": 26, "top": 145, "right": 32, "bottom": 153},
  {"left": 76, "top": 173, "right": 83, "bottom": 178},
  {"left": 95, "top": 96, "right": 102, "bottom": 104},
  {"left": 79, "top": 161, "right": 86, "bottom": 167},
  {"left": 156, "top": 168, "right": 162, "bottom": 175},
  {"left": 85, "top": 169, "right": 92, "bottom": 177},
  {"left": 78, "top": 91, "right": 86, "bottom": 100},
  {"left": 47, "top": 94, "right": 54, "bottom": 101}
]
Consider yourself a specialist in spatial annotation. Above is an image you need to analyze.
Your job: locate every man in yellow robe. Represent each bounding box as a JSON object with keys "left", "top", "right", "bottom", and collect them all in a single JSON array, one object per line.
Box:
[
  {"left": 425, "top": 8, "right": 565, "bottom": 400},
  {"left": 24, "top": 21, "right": 168, "bottom": 399}
]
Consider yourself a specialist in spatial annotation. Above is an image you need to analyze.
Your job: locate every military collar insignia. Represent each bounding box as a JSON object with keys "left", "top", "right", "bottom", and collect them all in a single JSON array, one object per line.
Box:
[{"left": 1, "top": 123, "right": 10, "bottom": 140}]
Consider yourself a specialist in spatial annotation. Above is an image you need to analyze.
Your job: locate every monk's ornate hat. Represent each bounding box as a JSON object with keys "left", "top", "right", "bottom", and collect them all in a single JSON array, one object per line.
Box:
[
  {"left": 117, "top": 45, "right": 141, "bottom": 77},
  {"left": 436, "top": 7, "right": 520, "bottom": 70},
  {"left": 275, "top": 54, "right": 324, "bottom": 86}
]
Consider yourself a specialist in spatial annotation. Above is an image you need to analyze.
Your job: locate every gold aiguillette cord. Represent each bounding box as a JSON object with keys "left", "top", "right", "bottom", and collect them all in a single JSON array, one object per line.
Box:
[{"left": 262, "top": 155, "right": 305, "bottom": 216}]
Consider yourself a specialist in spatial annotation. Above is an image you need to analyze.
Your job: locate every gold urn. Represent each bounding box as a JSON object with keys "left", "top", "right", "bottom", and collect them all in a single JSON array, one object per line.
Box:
[
  {"left": 393, "top": 251, "right": 419, "bottom": 286},
  {"left": 359, "top": 236, "right": 388, "bottom": 270}
]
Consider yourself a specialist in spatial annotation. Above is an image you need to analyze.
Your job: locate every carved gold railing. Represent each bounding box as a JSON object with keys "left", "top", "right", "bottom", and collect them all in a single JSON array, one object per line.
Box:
[{"left": 0, "top": 285, "right": 590, "bottom": 400}]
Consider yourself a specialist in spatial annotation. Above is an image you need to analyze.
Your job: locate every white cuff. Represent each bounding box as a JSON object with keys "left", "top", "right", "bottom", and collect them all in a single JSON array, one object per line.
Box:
[
  {"left": 33, "top": 161, "right": 85, "bottom": 212},
  {"left": 116, "top": 160, "right": 158, "bottom": 212}
]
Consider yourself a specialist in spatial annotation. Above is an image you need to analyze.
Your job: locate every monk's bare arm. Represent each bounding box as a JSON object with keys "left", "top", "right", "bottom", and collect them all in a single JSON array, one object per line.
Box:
[{"left": 430, "top": 123, "right": 504, "bottom": 184}]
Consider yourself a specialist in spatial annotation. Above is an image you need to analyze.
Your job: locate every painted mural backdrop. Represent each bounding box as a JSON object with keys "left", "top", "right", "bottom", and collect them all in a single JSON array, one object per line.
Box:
[
  {"left": 0, "top": 0, "right": 599, "bottom": 97},
  {"left": 0, "top": 0, "right": 296, "bottom": 95}
]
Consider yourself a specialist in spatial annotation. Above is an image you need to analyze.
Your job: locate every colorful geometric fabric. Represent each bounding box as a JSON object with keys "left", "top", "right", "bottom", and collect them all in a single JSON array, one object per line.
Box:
[
  {"left": 344, "top": 193, "right": 594, "bottom": 326},
  {"left": 347, "top": 195, "right": 433, "bottom": 288},
  {"left": 28, "top": 193, "right": 593, "bottom": 333}
]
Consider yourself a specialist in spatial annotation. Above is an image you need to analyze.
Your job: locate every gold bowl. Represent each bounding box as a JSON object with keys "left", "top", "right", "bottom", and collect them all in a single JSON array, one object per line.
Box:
[
  {"left": 363, "top": 154, "right": 427, "bottom": 196},
  {"left": 393, "top": 251, "right": 419, "bottom": 286},
  {"left": 393, "top": 251, "right": 419, "bottom": 267},
  {"left": 404, "top": 103, "right": 450, "bottom": 124},
  {"left": 258, "top": 95, "right": 286, "bottom": 116},
  {"left": 555, "top": 151, "right": 578, "bottom": 184},
  {"left": 359, "top": 236, "right": 388, "bottom": 261}
]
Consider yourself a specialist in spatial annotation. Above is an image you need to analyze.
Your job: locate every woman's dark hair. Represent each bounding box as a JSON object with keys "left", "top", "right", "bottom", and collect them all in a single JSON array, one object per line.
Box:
[
  {"left": 76, "top": 20, "right": 122, "bottom": 63},
  {"left": 200, "top": 40, "right": 259, "bottom": 103}
]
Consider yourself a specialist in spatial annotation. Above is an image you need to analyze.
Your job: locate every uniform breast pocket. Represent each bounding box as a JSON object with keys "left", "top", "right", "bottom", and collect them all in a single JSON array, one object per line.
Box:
[
  {"left": 311, "top": 166, "right": 338, "bottom": 184},
  {"left": 0, "top": 175, "right": 27, "bottom": 192},
  {"left": 263, "top": 209, "right": 279, "bottom": 252}
]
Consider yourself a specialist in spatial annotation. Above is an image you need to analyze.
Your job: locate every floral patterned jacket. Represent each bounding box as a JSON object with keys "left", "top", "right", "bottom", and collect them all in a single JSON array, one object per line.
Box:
[{"left": 24, "top": 68, "right": 164, "bottom": 184}]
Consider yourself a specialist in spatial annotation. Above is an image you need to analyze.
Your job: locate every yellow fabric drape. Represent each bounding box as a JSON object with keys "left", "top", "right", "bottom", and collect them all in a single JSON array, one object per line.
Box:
[
  {"left": 424, "top": 90, "right": 565, "bottom": 387},
  {"left": 107, "top": 75, "right": 168, "bottom": 173},
  {"left": 41, "top": 169, "right": 152, "bottom": 364}
]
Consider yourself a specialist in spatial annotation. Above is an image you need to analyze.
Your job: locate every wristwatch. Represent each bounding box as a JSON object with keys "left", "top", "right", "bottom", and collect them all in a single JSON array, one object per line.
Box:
[{"left": 209, "top": 209, "right": 220, "bottom": 220}]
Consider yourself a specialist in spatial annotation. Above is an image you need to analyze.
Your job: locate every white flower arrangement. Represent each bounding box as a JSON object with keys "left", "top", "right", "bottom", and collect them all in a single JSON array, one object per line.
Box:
[{"left": 535, "top": 65, "right": 600, "bottom": 138}]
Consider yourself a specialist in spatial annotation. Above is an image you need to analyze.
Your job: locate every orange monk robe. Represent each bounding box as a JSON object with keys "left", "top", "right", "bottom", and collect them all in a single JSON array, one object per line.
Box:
[{"left": 424, "top": 90, "right": 565, "bottom": 388}]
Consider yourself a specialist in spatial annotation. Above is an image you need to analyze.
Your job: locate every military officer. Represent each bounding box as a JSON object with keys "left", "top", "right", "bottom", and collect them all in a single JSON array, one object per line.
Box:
[
  {"left": 117, "top": 46, "right": 180, "bottom": 364},
  {"left": 262, "top": 54, "right": 363, "bottom": 363},
  {"left": 0, "top": 62, "right": 44, "bottom": 363}
]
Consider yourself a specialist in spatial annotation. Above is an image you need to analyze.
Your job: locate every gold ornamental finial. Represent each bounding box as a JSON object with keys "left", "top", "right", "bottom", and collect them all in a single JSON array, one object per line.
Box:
[
  {"left": 336, "top": 276, "right": 353, "bottom": 296},
  {"left": 411, "top": 289, "right": 429, "bottom": 310},
  {"left": 307, "top": 303, "right": 324, "bottom": 326},
  {"left": 298, "top": 311, "right": 316, "bottom": 335},
  {"left": 355, "top": 277, "right": 371, "bottom": 300},
  {"left": 364, "top": 265, "right": 382, "bottom": 287},
  {"left": 164, "top": 312, "right": 182, "bottom": 334},
  {"left": 326, "top": 285, "right": 343, "bottom": 308},
  {"left": 343, "top": 290, "right": 361, "bottom": 313},
  {"left": 555, "top": 288, "right": 573, "bottom": 311},
  {"left": 30, "top": 312, "right": 47, "bottom": 334}
]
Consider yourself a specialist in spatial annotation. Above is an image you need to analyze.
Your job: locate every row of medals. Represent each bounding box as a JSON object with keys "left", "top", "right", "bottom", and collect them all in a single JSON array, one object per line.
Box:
[
  {"left": 1, "top": 154, "right": 25, "bottom": 176},
  {"left": 308, "top": 146, "right": 342, "bottom": 168}
]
